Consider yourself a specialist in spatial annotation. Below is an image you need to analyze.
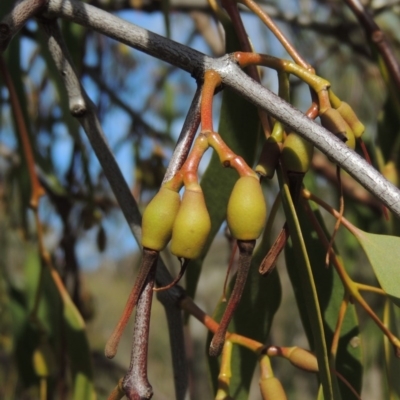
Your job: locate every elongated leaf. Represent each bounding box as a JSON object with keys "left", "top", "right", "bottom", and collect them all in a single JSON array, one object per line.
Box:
[
  {"left": 279, "top": 168, "right": 340, "bottom": 400},
  {"left": 207, "top": 230, "right": 282, "bottom": 399},
  {"left": 383, "top": 300, "right": 400, "bottom": 400},
  {"left": 352, "top": 228, "right": 400, "bottom": 307},
  {"left": 10, "top": 246, "right": 95, "bottom": 398},
  {"left": 294, "top": 201, "right": 362, "bottom": 399},
  {"left": 60, "top": 276, "right": 95, "bottom": 399}
]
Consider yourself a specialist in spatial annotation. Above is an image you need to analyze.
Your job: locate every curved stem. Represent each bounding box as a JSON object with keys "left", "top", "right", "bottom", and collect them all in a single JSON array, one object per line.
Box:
[
  {"left": 105, "top": 249, "right": 159, "bottom": 359},
  {"left": 153, "top": 259, "right": 189, "bottom": 292},
  {"left": 201, "top": 70, "right": 222, "bottom": 132},
  {"left": 209, "top": 239, "right": 256, "bottom": 357}
]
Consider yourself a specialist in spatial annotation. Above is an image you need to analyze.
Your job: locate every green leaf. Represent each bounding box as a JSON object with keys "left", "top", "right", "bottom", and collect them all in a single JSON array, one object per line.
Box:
[
  {"left": 279, "top": 168, "right": 340, "bottom": 400},
  {"left": 60, "top": 278, "right": 95, "bottom": 399},
  {"left": 10, "top": 247, "right": 95, "bottom": 398},
  {"left": 207, "top": 230, "right": 282, "bottom": 399},
  {"left": 352, "top": 228, "right": 400, "bottom": 307},
  {"left": 294, "top": 201, "right": 362, "bottom": 399},
  {"left": 383, "top": 300, "right": 400, "bottom": 400}
]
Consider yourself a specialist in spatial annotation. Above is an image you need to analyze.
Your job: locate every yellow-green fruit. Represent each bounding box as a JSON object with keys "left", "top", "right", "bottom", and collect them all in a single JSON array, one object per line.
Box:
[
  {"left": 320, "top": 108, "right": 356, "bottom": 150},
  {"left": 170, "top": 189, "right": 211, "bottom": 259},
  {"left": 141, "top": 187, "right": 180, "bottom": 251},
  {"left": 227, "top": 176, "right": 266, "bottom": 240},
  {"left": 259, "top": 377, "right": 287, "bottom": 400},
  {"left": 336, "top": 102, "right": 365, "bottom": 139},
  {"left": 281, "top": 132, "right": 314, "bottom": 174},
  {"left": 287, "top": 347, "right": 318, "bottom": 372},
  {"left": 255, "top": 136, "right": 282, "bottom": 179},
  {"left": 32, "top": 343, "right": 56, "bottom": 378}
]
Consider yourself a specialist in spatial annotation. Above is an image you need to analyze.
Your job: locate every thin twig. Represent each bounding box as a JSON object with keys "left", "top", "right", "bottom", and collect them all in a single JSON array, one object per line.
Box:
[
  {"left": 344, "top": 0, "right": 400, "bottom": 92},
  {"left": 85, "top": 66, "right": 171, "bottom": 143},
  {"left": 163, "top": 84, "right": 202, "bottom": 183},
  {"left": 122, "top": 261, "right": 157, "bottom": 400}
]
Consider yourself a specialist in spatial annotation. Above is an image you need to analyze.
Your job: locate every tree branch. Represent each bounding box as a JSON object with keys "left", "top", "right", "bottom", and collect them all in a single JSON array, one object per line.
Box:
[
  {"left": 38, "top": 17, "right": 188, "bottom": 398},
  {"left": 163, "top": 84, "right": 202, "bottom": 183},
  {"left": 38, "top": 0, "right": 400, "bottom": 218},
  {"left": 0, "top": 0, "right": 47, "bottom": 50}
]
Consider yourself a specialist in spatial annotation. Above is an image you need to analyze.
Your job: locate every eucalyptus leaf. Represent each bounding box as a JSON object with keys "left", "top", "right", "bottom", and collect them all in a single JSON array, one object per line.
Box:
[
  {"left": 383, "top": 300, "right": 400, "bottom": 400},
  {"left": 279, "top": 168, "right": 340, "bottom": 400},
  {"left": 295, "top": 201, "right": 362, "bottom": 399},
  {"left": 352, "top": 228, "right": 400, "bottom": 307},
  {"left": 208, "top": 229, "right": 282, "bottom": 399}
]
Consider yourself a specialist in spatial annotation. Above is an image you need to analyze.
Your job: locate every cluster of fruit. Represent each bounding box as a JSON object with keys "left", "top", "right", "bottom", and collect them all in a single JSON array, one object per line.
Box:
[{"left": 142, "top": 175, "right": 266, "bottom": 258}]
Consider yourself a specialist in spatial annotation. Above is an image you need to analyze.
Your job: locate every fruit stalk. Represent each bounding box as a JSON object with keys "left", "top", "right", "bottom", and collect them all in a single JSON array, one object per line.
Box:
[
  {"left": 122, "top": 259, "right": 157, "bottom": 400},
  {"left": 209, "top": 239, "right": 255, "bottom": 357},
  {"left": 105, "top": 248, "right": 159, "bottom": 359}
]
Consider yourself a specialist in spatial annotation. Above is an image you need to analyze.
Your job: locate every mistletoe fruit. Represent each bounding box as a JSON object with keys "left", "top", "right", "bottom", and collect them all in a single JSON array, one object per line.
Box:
[
  {"left": 335, "top": 101, "right": 365, "bottom": 139},
  {"left": 170, "top": 186, "right": 211, "bottom": 259},
  {"left": 281, "top": 132, "right": 314, "bottom": 174},
  {"left": 141, "top": 186, "right": 181, "bottom": 251},
  {"left": 259, "top": 377, "right": 287, "bottom": 400},
  {"left": 227, "top": 175, "right": 267, "bottom": 241},
  {"left": 320, "top": 108, "right": 356, "bottom": 150}
]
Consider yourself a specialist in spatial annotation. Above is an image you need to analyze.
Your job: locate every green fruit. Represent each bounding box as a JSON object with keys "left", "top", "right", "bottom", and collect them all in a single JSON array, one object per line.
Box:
[
  {"left": 227, "top": 176, "right": 266, "bottom": 240},
  {"left": 320, "top": 108, "right": 356, "bottom": 150},
  {"left": 336, "top": 101, "right": 365, "bottom": 139},
  {"left": 259, "top": 377, "right": 287, "bottom": 400},
  {"left": 32, "top": 342, "right": 56, "bottom": 378},
  {"left": 255, "top": 136, "right": 282, "bottom": 179},
  {"left": 281, "top": 132, "right": 314, "bottom": 174},
  {"left": 141, "top": 187, "right": 180, "bottom": 251},
  {"left": 287, "top": 347, "right": 318, "bottom": 372},
  {"left": 170, "top": 188, "right": 211, "bottom": 259}
]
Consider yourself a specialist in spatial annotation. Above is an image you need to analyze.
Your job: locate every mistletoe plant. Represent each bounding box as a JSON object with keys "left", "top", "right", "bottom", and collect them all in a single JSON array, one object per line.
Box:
[{"left": 1, "top": 0, "right": 400, "bottom": 399}]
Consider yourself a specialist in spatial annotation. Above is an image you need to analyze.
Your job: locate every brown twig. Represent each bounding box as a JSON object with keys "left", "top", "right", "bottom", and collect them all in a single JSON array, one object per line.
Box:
[
  {"left": 209, "top": 239, "right": 255, "bottom": 357},
  {"left": 325, "top": 166, "right": 344, "bottom": 267},
  {"left": 311, "top": 151, "right": 381, "bottom": 214},
  {"left": 122, "top": 259, "right": 157, "bottom": 400},
  {"left": 0, "top": 56, "right": 44, "bottom": 208},
  {"left": 162, "top": 84, "right": 202, "bottom": 184},
  {"left": 105, "top": 248, "right": 159, "bottom": 359},
  {"left": 258, "top": 223, "right": 289, "bottom": 275},
  {"left": 153, "top": 258, "right": 189, "bottom": 292},
  {"left": 344, "top": 0, "right": 400, "bottom": 93}
]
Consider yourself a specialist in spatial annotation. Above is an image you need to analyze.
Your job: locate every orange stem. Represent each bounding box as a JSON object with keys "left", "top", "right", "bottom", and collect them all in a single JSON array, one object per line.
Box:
[
  {"left": 201, "top": 70, "right": 222, "bottom": 132},
  {"left": 179, "top": 296, "right": 262, "bottom": 352},
  {"left": 0, "top": 56, "right": 44, "bottom": 208}
]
